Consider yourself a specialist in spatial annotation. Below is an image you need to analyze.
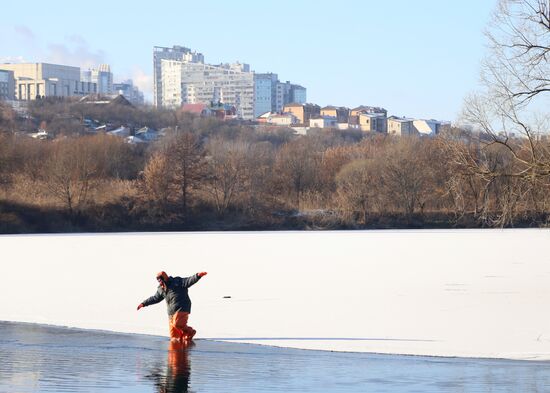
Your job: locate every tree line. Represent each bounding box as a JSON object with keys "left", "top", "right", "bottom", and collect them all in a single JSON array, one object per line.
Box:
[{"left": 0, "top": 114, "right": 549, "bottom": 233}]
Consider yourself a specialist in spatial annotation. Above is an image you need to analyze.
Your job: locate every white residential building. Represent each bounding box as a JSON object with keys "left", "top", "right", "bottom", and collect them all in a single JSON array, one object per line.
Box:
[
  {"left": 153, "top": 45, "right": 204, "bottom": 107},
  {"left": 161, "top": 59, "right": 255, "bottom": 119},
  {"left": 309, "top": 116, "right": 337, "bottom": 129},
  {"left": 0, "top": 63, "right": 96, "bottom": 100},
  {"left": 154, "top": 44, "right": 306, "bottom": 120}
]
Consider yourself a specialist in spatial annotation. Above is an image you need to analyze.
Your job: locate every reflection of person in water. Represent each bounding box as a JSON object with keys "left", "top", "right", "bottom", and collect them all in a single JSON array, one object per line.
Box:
[
  {"left": 166, "top": 341, "right": 192, "bottom": 393},
  {"left": 146, "top": 341, "right": 192, "bottom": 393}
]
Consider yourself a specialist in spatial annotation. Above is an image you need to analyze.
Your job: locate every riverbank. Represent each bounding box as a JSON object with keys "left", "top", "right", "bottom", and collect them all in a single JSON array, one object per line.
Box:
[{"left": 3, "top": 198, "right": 548, "bottom": 234}]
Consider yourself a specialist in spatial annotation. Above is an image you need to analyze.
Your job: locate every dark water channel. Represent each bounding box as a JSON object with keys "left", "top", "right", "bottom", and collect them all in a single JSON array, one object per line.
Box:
[{"left": 1, "top": 321, "right": 550, "bottom": 392}]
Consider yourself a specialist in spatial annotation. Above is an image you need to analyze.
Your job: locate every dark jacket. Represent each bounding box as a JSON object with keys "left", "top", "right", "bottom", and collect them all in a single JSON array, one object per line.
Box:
[{"left": 142, "top": 274, "right": 202, "bottom": 315}]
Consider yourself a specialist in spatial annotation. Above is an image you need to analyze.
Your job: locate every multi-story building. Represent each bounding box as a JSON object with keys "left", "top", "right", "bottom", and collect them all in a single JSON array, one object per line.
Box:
[
  {"left": 153, "top": 45, "right": 204, "bottom": 107},
  {"left": 161, "top": 59, "right": 255, "bottom": 119},
  {"left": 254, "top": 73, "right": 278, "bottom": 117},
  {"left": 155, "top": 44, "right": 306, "bottom": 120},
  {"left": 309, "top": 115, "right": 338, "bottom": 129},
  {"left": 349, "top": 106, "right": 387, "bottom": 133},
  {"left": 0, "top": 63, "right": 96, "bottom": 100},
  {"left": 388, "top": 116, "right": 416, "bottom": 136},
  {"left": 359, "top": 112, "right": 387, "bottom": 133},
  {"left": 275, "top": 81, "right": 306, "bottom": 112},
  {"left": 283, "top": 103, "right": 321, "bottom": 125},
  {"left": 0, "top": 69, "right": 15, "bottom": 100},
  {"left": 81, "top": 64, "right": 113, "bottom": 95},
  {"left": 321, "top": 106, "right": 349, "bottom": 123},
  {"left": 254, "top": 74, "right": 307, "bottom": 117},
  {"left": 350, "top": 105, "right": 387, "bottom": 117},
  {"left": 290, "top": 84, "right": 307, "bottom": 104},
  {"left": 113, "top": 80, "right": 144, "bottom": 106}
]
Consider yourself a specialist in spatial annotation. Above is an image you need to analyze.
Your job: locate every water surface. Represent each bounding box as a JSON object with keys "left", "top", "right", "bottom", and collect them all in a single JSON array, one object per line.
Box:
[{"left": 1, "top": 321, "right": 549, "bottom": 392}]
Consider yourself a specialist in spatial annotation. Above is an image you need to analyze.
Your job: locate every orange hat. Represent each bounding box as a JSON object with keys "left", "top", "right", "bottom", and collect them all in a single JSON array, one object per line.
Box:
[{"left": 156, "top": 271, "right": 169, "bottom": 282}]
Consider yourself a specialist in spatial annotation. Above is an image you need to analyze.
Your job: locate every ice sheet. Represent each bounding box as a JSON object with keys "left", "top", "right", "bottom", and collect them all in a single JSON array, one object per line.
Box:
[{"left": 1, "top": 229, "right": 549, "bottom": 360}]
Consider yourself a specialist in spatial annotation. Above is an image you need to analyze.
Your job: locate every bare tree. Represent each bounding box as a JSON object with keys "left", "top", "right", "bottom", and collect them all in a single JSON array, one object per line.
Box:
[
  {"left": 42, "top": 138, "right": 101, "bottom": 215},
  {"left": 205, "top": 138, "right": 250, "bottom": 217},
  {"left": 453, "top": 0, "right": 550, "bottom": 226},
  {"left": 381, "top": 139, "right": 431, "bottom": 218},
  {"left": 335, "top": 159, "right": 380, "bottom": 225},
  {"left": 462, "top": 0, "right": 550, "bottom": 175},
  {"left": 140, "top": 151, "right": 176, "bottom": 212},
  {"left": 484, "top": 0, "right": 549, "bottom": 104},
  {"left": 274, "top": 138, "right": 323, "bottom": 209},
  {"left": 164, "top": 131, "right": 205, "bottom": 216},
  {"left": 241, "top": 141, "right": 277, "bottom": 216}
]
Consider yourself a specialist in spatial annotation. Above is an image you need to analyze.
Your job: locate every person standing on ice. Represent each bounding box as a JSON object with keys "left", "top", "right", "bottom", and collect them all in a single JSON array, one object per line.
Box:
[{"left": 137, "top": 271, "right": 207, "bottom": 342}]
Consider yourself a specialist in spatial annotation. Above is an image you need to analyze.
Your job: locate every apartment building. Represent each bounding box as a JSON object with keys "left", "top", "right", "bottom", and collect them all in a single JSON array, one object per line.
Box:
[
  {"left": 310, "top": 115, "right": 338, "bottom": 129},
  {"left": 0, "top": 63, "right": 96, "bottom": 100},
  {"left": 153, "top": 45, "right": 204, "bottom": 107},
  {"left": 321, "top": 106, "right": 349, "bottom": 123},
  {"left": 0, "top": 70, "right": 15, "bottom": 100},
  {"left": 388, "top": 116, "right": 416, "bottom": 136},
  {"left": 275, "top": 81, "right": 306, "bottom": 112},
  {"left": 254, "top": 74, "right": 308, "bottom": 117},
  {"left": 254, "top": 73, "right": 279, "bottom": 117},
  {"left": 283, "top": 103, "right": 321, "bottom": 125},
  {"left": 162, "top": 59, "right": 255, "bottom": 119},
  {"left": 358, "top": 112, "right": 387, "bottom": 132},
  {"left": 349, "top": 106, "right": 388, "bottom": 133},
  {"left": 155, "top": 44, "right": 306, "bottom": 120}
]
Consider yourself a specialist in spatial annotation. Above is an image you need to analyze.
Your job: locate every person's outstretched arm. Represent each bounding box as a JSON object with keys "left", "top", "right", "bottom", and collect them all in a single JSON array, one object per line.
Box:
[
  {"left": 181, "top": 272, "right": 207, "bottom": 288},
  {"left": 137, "top": 287, "right": 165, "bottom": 310}
]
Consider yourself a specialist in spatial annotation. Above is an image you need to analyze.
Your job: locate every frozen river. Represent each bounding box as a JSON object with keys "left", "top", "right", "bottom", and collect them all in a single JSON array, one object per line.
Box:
[
  {"left": 1, "top": 229, "right": 550, "bottom": 359},
  {"left": 2, "top": 321, "right": 550, "bottom": 393}
]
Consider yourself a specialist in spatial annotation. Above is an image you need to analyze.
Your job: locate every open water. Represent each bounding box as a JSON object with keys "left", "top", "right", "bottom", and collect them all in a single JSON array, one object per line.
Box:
[{"left": 1, "top": 321, "right": 550, "bottom": 393}]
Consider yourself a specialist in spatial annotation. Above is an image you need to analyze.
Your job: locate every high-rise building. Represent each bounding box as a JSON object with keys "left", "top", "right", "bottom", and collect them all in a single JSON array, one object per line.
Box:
[
  {"left": 255, "top": 75, "right": 307, "bottom": 117},
  {"left": 162, "top": 58, "right": 254, "bottom": 119},
  {"left": 154, "top": 44, "right": 306, "bottom": 120},
  {"left": 254, "top": 73, "right": 278, "bottom": 117},
  {"left": 81, "top": 64, "right": 113, "bottom": 95},
  {"left": 275, "top": 81, "right": 307, "bottom": 112},
  {"left": 290, "top": 84, "right": 306, "bottom": 104},
  {"left": 0, "top": 69, "right": 15, "bottom": 100},
  {"left": 0, "top": 63, "right": 96, "bottom": 100},
  {"left": 153, "top": 45, "right": 204, "bottom": 107}
]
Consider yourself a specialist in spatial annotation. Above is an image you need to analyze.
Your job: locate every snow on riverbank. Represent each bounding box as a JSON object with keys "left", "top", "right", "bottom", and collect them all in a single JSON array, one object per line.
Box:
[{"left": 1, "top": 229, "right": 549, "bottom": 360}]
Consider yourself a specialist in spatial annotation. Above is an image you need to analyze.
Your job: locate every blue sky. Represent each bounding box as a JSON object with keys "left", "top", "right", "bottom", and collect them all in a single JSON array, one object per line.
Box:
[{"left": 0, "top": 0, "right": 496, "bottom": 121}]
